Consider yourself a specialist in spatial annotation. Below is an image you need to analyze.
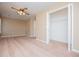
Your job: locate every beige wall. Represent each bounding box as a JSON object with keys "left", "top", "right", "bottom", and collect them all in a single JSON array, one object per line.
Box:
[
  {"left": 1, "top": 18, "right": 27, "bottom": 37},
  {"left": 29, "top": 17, "right": 36, "bottom": 37},
  {"left": 25, "top": 19, "right": 35, "bottom": 37},
  {"left": 73, "top": 3, "right": 79, "bottom": 50},
  {"left": 25, "top": 20, "right": 31, "bottom": 36},
  {"left": 36, "top": 12, "right": 47, "bottom": 42},
  {"left": 1, "top": 17, "right": 36, "bottom": 37}
]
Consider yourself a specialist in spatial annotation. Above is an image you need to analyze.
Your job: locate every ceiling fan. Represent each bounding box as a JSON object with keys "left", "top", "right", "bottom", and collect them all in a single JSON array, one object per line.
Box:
[{"left": 11, "top": 7, "right": 30, "bottom": 15}]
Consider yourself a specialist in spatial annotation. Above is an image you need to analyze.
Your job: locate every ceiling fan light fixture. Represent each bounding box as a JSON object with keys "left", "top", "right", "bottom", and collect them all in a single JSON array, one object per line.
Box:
[
  {"left": 11, "top": 7, "right": 30, "bottom": 16},
  {"left": 17, "top": 11, "right": 25, "bottom": 15},
  {"left": 22, "top": 12, "right": 25, "bottom": 15}
]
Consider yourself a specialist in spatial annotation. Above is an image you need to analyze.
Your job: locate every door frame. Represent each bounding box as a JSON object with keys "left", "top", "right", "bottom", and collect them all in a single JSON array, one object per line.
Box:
[{"left": 46, "top": 4, "right": 73, "bottom": 51}]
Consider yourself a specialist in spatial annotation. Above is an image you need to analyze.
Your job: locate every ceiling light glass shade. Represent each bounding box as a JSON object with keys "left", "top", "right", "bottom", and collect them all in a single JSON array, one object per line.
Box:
[
  {"left": 17, "top": 11, "right": 25, "bottom": 15},
  {"left": 22, "top": 12, "right": 25, "bottom": 15}
]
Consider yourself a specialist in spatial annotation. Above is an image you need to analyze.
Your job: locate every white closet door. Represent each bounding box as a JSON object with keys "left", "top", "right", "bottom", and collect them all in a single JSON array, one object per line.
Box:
[{"left": 0, "top": 18, "right": 1, "bottom": 33}]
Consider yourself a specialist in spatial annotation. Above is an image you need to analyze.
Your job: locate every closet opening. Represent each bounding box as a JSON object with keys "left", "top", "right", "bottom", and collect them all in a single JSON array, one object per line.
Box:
[{"left": 47, "top": 5, "right": 72, "bottom": 51}]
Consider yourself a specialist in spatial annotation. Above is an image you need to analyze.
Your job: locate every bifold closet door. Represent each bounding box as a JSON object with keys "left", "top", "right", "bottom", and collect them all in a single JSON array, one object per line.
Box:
[
  {"left": 49, "top": 8, "right": 68, "bottom": 43},
  {"left": 0, "top": 18, "right": 1, "bottom": 34}
]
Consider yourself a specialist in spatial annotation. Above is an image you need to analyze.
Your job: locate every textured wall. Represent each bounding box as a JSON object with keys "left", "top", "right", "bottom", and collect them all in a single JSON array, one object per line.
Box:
[{"left": 2, "top": 18, "right": 27, "bottom": 37}]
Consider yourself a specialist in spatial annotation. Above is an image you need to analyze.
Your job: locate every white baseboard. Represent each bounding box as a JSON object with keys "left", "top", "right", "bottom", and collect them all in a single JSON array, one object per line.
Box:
[
  {"left": 36, "top": 39, "right": 47, "bottom": 44},
  {"left": 72, "top": 48, "right": 79, "bottom": 53},
  {"left": 1, "top": 34, "right": 26, "bottom": 38},
  {"left": 50, "top": 39, "right": 68, "bottom": 44}
]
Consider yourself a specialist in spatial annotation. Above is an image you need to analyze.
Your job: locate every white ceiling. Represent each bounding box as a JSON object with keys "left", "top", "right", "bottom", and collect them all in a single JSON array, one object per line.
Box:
[{"left": 0, "top": 2, "right": 67, "bottom": 20}]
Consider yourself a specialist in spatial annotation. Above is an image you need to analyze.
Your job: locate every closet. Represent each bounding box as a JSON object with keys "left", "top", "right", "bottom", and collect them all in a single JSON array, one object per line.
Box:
[
  {"left": 49, "top": 8, "right": 68, "bottom": 43},
  {"left": 47, "top": 4, "right": 74, "bottom": 51}
]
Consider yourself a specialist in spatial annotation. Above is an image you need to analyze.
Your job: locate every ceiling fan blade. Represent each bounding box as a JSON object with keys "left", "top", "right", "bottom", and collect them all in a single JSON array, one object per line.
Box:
[
  {"left": 25, "top": 13, "right": 30, "bottom": 15},
  {"left": 24, "top": 8, "right": 28, "bottom": 10},
  {"left": 11, "top": 7, "right": 19, "bottom": 11}
]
